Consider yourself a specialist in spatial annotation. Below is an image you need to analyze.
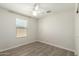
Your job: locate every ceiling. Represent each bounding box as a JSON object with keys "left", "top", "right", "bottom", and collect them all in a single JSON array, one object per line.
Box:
[{"left": 0, "top": 3, "right": 75, "bottom": 19}]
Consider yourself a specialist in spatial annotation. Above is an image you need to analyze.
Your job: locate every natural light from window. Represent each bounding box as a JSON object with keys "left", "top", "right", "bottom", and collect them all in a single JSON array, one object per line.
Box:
[{"left": 16, "top": 18, "right": 27, "bottom": 38}]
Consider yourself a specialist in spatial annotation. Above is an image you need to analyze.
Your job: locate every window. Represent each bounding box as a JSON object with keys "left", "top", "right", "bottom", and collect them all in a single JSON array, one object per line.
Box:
[{"left": 16, "top": 18, "right": 27, "bottom": 38}]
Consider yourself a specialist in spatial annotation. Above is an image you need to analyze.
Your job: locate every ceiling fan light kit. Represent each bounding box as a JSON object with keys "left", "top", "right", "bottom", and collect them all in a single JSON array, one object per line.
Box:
[{"left": 32, "top": 3, "right": 44, "bottom": 16}]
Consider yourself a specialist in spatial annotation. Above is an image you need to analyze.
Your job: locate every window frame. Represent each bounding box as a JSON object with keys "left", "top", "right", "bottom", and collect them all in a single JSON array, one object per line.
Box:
[{"left": 16, "top": 18, "right": 28, "bottom": 38}]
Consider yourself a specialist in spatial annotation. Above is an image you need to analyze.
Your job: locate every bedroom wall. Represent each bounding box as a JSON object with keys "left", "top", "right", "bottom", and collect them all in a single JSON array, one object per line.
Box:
[
  {"left": 0, "top": 8, "right": 37, "bottom": 51},
  {"left": 75, "top": 13, "right": 79, "bottom": 55},
  {"left": 38, "top": 11, "right": 75, "bottom": 52}
]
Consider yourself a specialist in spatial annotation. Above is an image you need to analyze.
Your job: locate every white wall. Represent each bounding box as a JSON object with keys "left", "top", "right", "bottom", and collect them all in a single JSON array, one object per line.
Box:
[
  {"left": 38, "top": 11, "right": 75, "bottom": 52},
  {"left": 75, "top": 13, "right": 79, "bottom": 55},
  {"left": 0, "top": 8, "right": 37, "bottom": 52}
]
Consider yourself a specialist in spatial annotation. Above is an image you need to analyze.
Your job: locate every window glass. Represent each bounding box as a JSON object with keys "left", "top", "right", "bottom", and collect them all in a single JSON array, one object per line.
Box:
[{"left": 16, "top": 18, "right": 27, "bottom": 38}]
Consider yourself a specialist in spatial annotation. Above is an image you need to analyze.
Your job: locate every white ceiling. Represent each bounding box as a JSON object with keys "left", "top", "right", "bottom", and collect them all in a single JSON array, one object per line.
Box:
[{"left": 0, "top": 3, "right": 75, "bottom": 19}]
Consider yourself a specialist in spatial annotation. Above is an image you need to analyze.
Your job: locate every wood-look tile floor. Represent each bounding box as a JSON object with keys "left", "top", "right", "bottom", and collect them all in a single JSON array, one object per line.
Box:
[{"left": 0, "top": 42, "right": 74, "bottom": 56}]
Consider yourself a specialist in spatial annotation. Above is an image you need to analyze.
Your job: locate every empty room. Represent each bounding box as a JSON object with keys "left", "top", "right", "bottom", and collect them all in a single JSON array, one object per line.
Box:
[{"left": 0, "top": 3, "right": 79, "bottom": 56}]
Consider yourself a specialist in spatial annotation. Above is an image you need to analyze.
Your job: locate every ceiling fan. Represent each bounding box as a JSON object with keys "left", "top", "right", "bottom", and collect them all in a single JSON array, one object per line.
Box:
[
  {"left": 32, "top": 3, "right": 52, "bottom": 17},
  {"left": 32, "top": 3, "right": 45, "bottom": 16}
]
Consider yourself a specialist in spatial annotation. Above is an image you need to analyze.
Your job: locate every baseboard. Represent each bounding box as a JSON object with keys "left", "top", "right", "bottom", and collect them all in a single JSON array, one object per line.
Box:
[
  {"left": 38, "top": 40, "right": 75, "bottom": 52},
  {"left": 0, "top": 41, "right": 36, "bottom": 52}
]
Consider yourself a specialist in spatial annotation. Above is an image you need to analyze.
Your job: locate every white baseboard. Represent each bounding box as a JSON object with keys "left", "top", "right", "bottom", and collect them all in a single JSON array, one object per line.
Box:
[
  {"left": 38, "top": 40, "right": 75, "bottom": 52},
  {"left": 0, "top": 41, "right": 36, "bottom": 52}
]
